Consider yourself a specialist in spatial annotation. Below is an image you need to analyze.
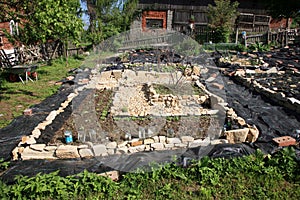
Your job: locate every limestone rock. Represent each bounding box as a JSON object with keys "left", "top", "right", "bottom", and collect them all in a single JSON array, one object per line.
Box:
[
  {"left": 180, "top": 136, "right": 194, "bottom": 143},
  {"left": 106, "top": 142, "right": 117, "bottom": 149},
  {"left": 236, "top": 117, "right": 246, "bottom": 126},
  {"left": 79, "top": 148, "right": 94, "bottom": 158},
  {"left": 92, "top": 144, "right": 107, "bottom": 156},
  {"left": 166, "top": 138, "right": 181, "bottom": 144},
  {"left": 159, "top": 136, "right": 166, "bottom": 143},
  {"left": 30, "top": 144, "right": 46, "bottom": 152},
  {"left": 151, "top": 143, "right": 164, "bottom": 150},
  {"left": 143, "top": 138, "right": 155, "bottom": 145},
  {"left": 225, "top": 128, "right": 249, "bottom": 144},
  {"left": 22, "top": 147, "right": 56, "bottom": 160},
  {"left": 56, "top": 145, "right": 80, "bottom": 159},
  {"left": 247, "top": 125, "right": 259, "bottom": 143}
]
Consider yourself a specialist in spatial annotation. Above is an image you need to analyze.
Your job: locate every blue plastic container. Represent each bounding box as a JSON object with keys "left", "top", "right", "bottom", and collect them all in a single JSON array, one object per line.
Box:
[{"left": 64, "top": 130, "right": 73, "bottom": 143}]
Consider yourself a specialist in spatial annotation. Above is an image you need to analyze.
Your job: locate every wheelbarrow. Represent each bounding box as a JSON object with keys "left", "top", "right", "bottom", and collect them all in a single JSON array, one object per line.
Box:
[{"left": 5, "top": 65, "right": 38, "bottom": 84}]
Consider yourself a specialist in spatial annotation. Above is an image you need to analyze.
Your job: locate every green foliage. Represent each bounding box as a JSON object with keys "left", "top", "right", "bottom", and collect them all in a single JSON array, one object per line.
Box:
[
  {"left": 83, "top": 0, "right": 138, "bottom": 45},
  {"left": 248, "top": 42, "right": 270, "bottom": 52},
  {"left": 3, "top": 0, "right": 84, "bottom": 46},
  {"left": 0, "top": 148, "right": 299, "bottom": 199},
  {"left": 207, "top": 0, "right": 239, "bottom": 43},
  {"left": 0, "top": 158, "right": 10, "bottom": 171}
]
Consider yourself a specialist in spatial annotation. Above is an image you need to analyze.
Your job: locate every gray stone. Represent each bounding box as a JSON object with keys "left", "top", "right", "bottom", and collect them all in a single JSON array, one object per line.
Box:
[
  {"left": 92, "top": 144, "right": 107, "bottom": 156},
  {"left": 56, "top": 145, "right": 80, "bottom": 159},
  {"left": 79, "top": 148, "right": 94, "bottom": 158},
  {"left": 175, "top": 143, "right": 188, "bottom": 148},
  {"left": 30, "top": 144, "right": 46, "bottom": 152}
]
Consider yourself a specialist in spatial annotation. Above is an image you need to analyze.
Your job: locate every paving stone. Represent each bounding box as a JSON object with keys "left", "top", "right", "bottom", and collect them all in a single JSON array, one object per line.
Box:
[
  {"left": 180, "top": 136, "right": 195, "bottom": 143},
  {"left": 130, "top": 140, "right": 143, "bottom": 147},
  {"left": 30, "top": 144, "right": 46, "bottom": 152},
  {"left": 56, "top": 145, "right": 80, "bottom": 159},
  {"left": 92, "top": 144, "right": 107, "bottom": 156},
  {"left": 164, "top": 143, "right": 174, "bottom": 148},
  {"left": 79, "top": 148, "right": 94, "bottom": 158}
]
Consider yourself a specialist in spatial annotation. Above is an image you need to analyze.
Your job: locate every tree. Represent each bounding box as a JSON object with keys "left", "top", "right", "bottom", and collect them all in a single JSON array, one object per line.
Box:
[
  {"left": 207, "top": 0, "right": 239, "bottom": 43},
  {"left": 82, "top": 0, "right": 138, "bottom": 46},
  {"left": 1, "top": 0, "right": 84, "bottom": 50}
]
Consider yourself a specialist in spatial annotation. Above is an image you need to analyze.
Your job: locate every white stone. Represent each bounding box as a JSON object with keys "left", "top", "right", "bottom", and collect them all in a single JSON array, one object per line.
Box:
[
  {"left": 92, "top": 144, "right": 107, "bottom": 156},
  {"left": 143, "top": 138, "right": 155, "bottom": 144},
  {"left": 79, "top": 148, "right": 94, "bottom": 158},
  {"left": 166, "top": 137, "right": 181, "bottom": 144},
  {"left": 151, "top": 143, "right": 164, "bottom": 150},
  {"left": 56, "top": 145, "right": 80, "bottom": 159},
  {"left": 164, "top": 143, "right": 174, "bottom": 148},
  {"left": 106, "top": 142, "right": 117, "bottom": 149},
  {"left": 107, "top": 149, "right": 115, "bottom": 155},
  {"left": 32, "top": 128, "right": 41, "bottom": 138},
  {"left": 77, "top": 144, "right": 89, "bottom": 149},
  {"left": 175, "top": 143, "right": 187, "bottom": 148},
  {"left": 46, "top": 110, "right": 57, "bottom": 121},
  {"left": 44, "top": 146, "right": 57, "bottom": 151},
  {"left": 152, "top": 136, "right": 159, "bottom": 143},
  {"left": 118, "top": 141, "right": 128, "bottom": 148},
  {"left": 30, "top": 144, "right": 46, "bottom": 151},
  {"left": 180, "top": 136, "right": 195, "bottom": 143},
  {"left": 210, "top": 139, "right": 228, "bottom": 145},
  {"left": 159, "top": 136, "right": 166, "bottom": 143}
]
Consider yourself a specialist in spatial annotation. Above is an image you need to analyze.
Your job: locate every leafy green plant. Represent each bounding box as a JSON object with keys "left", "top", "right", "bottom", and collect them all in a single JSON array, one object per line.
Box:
[
  {"left": 0, "top": 158, "right": 10, "bottom": 171},
  {"left": 248, "top": 41, "right": 270, "bottom": 52}
]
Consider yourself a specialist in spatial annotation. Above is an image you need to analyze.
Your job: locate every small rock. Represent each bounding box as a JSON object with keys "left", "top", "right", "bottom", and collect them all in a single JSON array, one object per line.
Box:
[
  {"left": 266, "top": 67, "right": 278, "bottom": 74},
  {"left": 23, "top": 109, "right": 33, "bottom": 116},
  {"left": 21, "top": 135, "right": 36, "bottom": 145},
  {"left": 46, "top": 110, "right": 57, "bottom": 121},
  {"left": 116, "top": 147, "right": 128, "bottom": 154},
  {"left": 56, "top": 145, "right": 80, "bottom": 159},
  {"left": 236, "top": 117, "right": 246, "bottom": 126},
  {"left": 174, "top": 143, "right": 187, "bottom": 148},
  {"left": 99, "top": 171, "right": 119, "bottom": 181},
  {"left": 22, "top": 147, "right": 56, "bottom": 160},
  {"left": 152, "top": 136, "right": 159, "bottom": 143},
  {"left": 211, "top": 83, "right": 224, "bottom": 90},
  {"left": 118, "top": 141, "right": 128, "bottom": 148},
  {"left": 79, "top": 148, "right": 94, "bottom": 158}
]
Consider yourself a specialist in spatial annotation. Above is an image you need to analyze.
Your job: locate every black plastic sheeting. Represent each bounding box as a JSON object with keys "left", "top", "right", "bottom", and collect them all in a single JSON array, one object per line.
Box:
[
  {"left": 0, "top": 85, "right": 74, "bottom": 161},
  {"left": 1, "top": 70, "right": 300, "bottom": 184}
]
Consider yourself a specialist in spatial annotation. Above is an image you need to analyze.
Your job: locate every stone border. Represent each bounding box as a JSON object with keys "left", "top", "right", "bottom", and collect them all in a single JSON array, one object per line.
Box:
[{"left": 11, "top": 70, "right": 259, "bottom": 160}]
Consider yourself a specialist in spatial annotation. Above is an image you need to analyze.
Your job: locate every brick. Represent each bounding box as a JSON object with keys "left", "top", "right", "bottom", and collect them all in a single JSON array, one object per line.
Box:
[{"left": 272, "top": 136, "right": 296, "bottom": 147}]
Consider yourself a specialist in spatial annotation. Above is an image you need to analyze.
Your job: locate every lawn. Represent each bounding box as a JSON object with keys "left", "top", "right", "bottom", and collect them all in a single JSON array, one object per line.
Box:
[{"left": 0, "top": 57, "right": 83, "bottom": 128}]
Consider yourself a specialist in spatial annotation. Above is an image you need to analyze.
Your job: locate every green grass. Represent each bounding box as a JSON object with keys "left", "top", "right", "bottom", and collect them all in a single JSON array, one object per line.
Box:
[
  {"left": 0, "top": 147, "right": 299, "bottom": 199},
  {"left": 0, "top": 57, "right": 83, "bottom": 128}
]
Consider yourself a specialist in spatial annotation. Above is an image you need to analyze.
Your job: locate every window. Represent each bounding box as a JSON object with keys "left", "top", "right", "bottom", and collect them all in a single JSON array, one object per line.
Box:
[{"left": 146, "top": 19, "right": 163, "bottom": 29}]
